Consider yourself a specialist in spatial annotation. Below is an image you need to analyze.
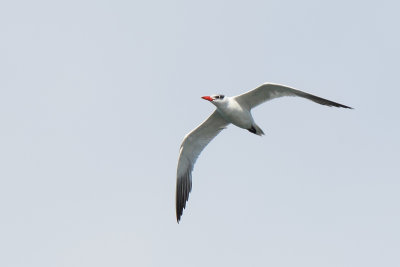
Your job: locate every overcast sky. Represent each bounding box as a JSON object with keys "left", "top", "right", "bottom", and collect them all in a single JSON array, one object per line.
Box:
[{"left": 1, "top": 0, "right": 399, "bottom": 266}]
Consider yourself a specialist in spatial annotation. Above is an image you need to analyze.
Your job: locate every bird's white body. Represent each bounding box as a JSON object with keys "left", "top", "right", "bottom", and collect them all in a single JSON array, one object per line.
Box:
[
  {"left": 175, "top": 83, "right": 352, "bottom": 222},
  {"left": 214, "top": 97, "right": 254, "bottom": 130}
]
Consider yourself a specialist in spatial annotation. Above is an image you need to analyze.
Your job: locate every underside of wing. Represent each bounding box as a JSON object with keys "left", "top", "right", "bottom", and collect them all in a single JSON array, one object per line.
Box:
[
  {"left": 176, "top": 111, "right": 229, "bottom": 222},
  {"left": 234, "top": 83, "right": 353, "bottom": 110}
]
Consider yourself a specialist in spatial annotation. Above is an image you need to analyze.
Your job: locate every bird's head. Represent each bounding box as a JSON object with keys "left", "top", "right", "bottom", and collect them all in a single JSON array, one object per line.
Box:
[{"left": 201, "top": 94, "right": 227, "bottom": 107}]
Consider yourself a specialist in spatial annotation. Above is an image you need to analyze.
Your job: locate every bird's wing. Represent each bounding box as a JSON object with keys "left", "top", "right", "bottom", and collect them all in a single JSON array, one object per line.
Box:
[
  {"left": 234, "top": 83, "right": 353, "bottom": 110},
  {"left": 176, "top": 110, "right": 229, "bottom": 222}
]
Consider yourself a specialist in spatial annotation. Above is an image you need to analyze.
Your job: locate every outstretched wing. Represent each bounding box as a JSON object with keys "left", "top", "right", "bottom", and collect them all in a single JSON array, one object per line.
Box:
[
  {"left": 176, "top": 111, "right": 229, "bottom": 222},
  {"left": 234, "top": 83, "right": 353, "bottom": 110}
]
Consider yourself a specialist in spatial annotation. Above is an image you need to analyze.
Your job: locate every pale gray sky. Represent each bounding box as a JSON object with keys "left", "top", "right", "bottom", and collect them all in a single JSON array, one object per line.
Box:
[{"left": 1, "top": 1, "right": 399, "bottom": 266}]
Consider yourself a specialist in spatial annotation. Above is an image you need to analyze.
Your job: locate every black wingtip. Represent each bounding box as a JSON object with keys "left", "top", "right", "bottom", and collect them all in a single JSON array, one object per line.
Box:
[
  {"left": 176, "top": 209, "right": 182, "bottom": 223},
  {"left": 175, "top": 200, "right": 185, "bottom": 224},
  {"left": 340, "top": 104, "right": 353, "bottom": 109},
  {"left": 327, "top": 102, "right": 353, "bottom": 109},
  {"left": 175, "top": 171, "right": 192, "bottom": 224}
]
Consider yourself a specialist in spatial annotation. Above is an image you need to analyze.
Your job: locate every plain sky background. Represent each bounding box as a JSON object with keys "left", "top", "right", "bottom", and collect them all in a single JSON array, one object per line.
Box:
[{"left": 1, "top": 0, "right": 399, "bottom": 266}]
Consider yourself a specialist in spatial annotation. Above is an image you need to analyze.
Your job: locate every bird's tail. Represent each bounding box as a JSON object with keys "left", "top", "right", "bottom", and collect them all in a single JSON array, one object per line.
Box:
[{"left": 248, "top": 124, "right": 265, "bottom": 136}]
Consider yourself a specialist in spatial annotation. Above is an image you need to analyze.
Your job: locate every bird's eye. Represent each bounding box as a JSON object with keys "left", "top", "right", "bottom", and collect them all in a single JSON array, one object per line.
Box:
[
  {"left": 215, "top": 95, "right": 220, "bottom": 99},
  {"left": 220, "top": 95, "right": 225, "bottom": 99}
]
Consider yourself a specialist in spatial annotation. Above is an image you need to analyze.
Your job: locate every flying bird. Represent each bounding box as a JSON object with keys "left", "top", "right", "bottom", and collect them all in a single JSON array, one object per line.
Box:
[{"left": 176, "top": 83, "right": 352, "bottom": 222}]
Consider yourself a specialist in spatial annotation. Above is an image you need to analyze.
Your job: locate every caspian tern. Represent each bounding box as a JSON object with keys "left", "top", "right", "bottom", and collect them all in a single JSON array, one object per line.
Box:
[{"left": 176, "top": 83, "right": 352, "bottom": 222}]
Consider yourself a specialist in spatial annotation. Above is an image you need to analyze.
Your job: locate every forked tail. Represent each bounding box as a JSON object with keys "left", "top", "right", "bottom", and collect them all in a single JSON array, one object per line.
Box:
[{"left": 247, "top": 124, "right": 265, "bottom": 136}]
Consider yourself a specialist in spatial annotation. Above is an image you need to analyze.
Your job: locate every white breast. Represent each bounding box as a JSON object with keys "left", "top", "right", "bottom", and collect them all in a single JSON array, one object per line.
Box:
[{"left": 216, "top": 98, "right": 254, "bottom": 129}]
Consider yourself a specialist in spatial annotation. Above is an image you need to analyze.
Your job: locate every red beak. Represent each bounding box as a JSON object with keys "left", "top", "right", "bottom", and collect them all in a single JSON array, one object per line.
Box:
[{"left": 201, "top": 96, "right": 213, "bottom": 101}]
